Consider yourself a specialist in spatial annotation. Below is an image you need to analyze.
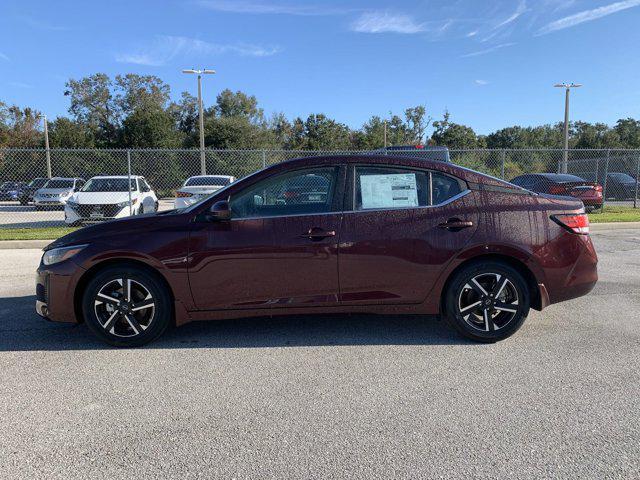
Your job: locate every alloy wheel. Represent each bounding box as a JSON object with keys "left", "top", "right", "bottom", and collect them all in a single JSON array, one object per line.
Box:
[
  {"left": 457, "top": 272, "right": 519, "bottom": 332},
  {"left": 94, "top": 278, "right": 155, "bottom": 337}
]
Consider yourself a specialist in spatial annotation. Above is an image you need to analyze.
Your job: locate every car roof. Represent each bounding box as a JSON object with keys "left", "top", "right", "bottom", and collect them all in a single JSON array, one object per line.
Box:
[
  {"left": 89, "top": 176, "right": 144, "bottom": 179},
  {"left": 187, "top": 175, "right": 234, "bottom": 179}
]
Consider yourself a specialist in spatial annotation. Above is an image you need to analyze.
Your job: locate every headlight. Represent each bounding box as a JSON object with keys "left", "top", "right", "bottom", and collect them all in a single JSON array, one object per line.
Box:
[
  {"left": 116, "top": 198, "right": 138, "bottom": 210},
  {"left": 42, "top": 244, "right": 88, "bottom": 266}
]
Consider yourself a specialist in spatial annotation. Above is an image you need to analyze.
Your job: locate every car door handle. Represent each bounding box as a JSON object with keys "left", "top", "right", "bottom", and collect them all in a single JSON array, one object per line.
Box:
[
  {"left": 438, "top": 219, "right": 474, "bottom": 230},
  {"left": 299, "top": 228, "right": 336, "bottom": 241}
]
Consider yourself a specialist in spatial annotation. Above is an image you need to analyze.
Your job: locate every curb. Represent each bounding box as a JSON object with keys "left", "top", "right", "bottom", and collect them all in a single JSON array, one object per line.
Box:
[
  {"left": 0, "top": 240, "right": 51, "bottom": 250},
  {"left": 590, "top": 221, "right": 640, "bottom": 231}
]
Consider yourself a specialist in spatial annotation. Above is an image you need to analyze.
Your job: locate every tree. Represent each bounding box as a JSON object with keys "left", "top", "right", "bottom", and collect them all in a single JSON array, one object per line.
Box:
[
  {"left": 121, "top": 108, "right": 183, "bottom": 148},
  {"left": 431, "top": 111, "right": 480, "bottom": 149},
  {"left": 48, "top": 117, "right": 95, "bottom": 148},
  {"left": 613, "top": 118, "right": 640, "bottom": 149},
  {"left": 114, "top": 74, "right": 171, "bottom": 116},
  {"left": 404, "top": 106, "right": 431, "bottom": 144},
  {"left": 215, "top": 89, "right": 263, "bottom": 122},
  {"left": 302, "top": 114, "right": 351, "bottom": 150}
]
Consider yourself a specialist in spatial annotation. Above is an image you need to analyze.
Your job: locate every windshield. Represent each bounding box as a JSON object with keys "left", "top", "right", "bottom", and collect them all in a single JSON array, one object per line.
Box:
[
  {"left": 44, "top": 179, "right": 74, "bottom": 189},
  {"left": 185, "top": 176, "right": 232, "bottom": 187},
  {"left": 81, "top": 178, "right": 135, "bottom": 192},
  {"left": 28, "top": 178, "right": 48, "bottom": 188}
]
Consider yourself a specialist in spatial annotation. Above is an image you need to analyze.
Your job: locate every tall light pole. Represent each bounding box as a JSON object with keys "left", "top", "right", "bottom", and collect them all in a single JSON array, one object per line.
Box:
[
  {"left": 554, "top": 83, "right": 582, "bottom": 173},
  {"left": 37, "top": 114, "right": 52, "bottom": 178},
  {"left": 183, "top": 68, "right": 216, "bottom": 175}
]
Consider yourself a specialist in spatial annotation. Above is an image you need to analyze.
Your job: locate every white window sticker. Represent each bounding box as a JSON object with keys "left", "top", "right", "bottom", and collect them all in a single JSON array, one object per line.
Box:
[{"left": 360, "top": 173, "right": 418, "bottom": 209}]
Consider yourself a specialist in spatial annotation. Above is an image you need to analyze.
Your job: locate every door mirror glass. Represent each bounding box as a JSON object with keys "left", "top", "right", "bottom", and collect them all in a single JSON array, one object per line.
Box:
[{"left": 208, "top": 200, "right": 231, "bottom": 221}]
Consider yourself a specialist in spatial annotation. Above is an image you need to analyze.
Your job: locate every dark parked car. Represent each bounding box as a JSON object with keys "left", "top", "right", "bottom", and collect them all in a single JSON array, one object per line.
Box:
[
  {"left": 605, "top": 173, "right": 638, "bottom": 200},
  {"left": 375, "top": 145, "right": 451, "bottom": 162},
  {"left": 510, "top": 173, "right": 603, "bottom": 211},
  {"left": 18, "top": 177, "right": 49, "bottom": 205},
  {"left": 0, "top": 181, "right": 27, "bottom": 201},
  {"left": 36, "top": 155, "right": 597, "bottom": 347}
]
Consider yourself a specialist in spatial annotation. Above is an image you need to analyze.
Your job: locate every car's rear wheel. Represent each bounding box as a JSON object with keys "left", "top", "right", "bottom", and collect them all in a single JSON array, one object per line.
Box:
[
  {"left": 82, "top": 265, "right": 172, "bottom": 347},
  {"left": 444, "top": 261, "right": 530, "bottom": 342}
]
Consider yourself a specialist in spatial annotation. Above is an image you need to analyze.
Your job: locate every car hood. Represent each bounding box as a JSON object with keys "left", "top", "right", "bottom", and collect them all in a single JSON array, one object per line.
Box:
[
  {"left": 70, "top": 192, "right": 137, "bottom": 204},
  {"left": 36, "top": 188, "right": 73, "bottom": 196},
  {"left": 44, "top": 211, "right": 181, "bottom": 251}
]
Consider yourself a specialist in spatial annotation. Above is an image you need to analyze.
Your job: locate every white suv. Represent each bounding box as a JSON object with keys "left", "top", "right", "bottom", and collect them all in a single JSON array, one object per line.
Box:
[{"left": 65, "top": 176, "right": 158, "bottom": 225}]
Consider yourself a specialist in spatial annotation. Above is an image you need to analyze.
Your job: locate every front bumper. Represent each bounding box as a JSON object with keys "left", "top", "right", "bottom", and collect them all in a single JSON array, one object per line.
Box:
[
  {"left": 35, "top": 198, "right": 67, "bottom": 207},
  {"left": 36, "top": 261, "right": 83, "bottom": 323}
]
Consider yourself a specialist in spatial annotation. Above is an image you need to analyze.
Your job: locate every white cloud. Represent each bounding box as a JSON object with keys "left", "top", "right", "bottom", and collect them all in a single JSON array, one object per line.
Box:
[
  {"left": 461, "top": 42, "right": 516, "bottom": 57},
  {"left": 475, "top": 79, "right": 489, "bottom": 85},
  {"left": 9, "top": 81, "right": 33, "bottom": 88},
  {"left": 0, "top": 52, "right": 9, "bottom": 61},
  {"left": 115, "top": 35, "right": 280, "bottom": 66},
  {"left": 196, "top": 0, "right": 352, "bottom": 16},
  {"left": 351, "top": 11, "right": 425, "bottom": 34},
  {"left": 494, "top": 0, "right": 527, "bottom": 29},
  {"left": 537, "top": 0, "right": 640, "bottom": 35},
  {"left": 466, "top": 30, "right": 479, "bottom": 37}
]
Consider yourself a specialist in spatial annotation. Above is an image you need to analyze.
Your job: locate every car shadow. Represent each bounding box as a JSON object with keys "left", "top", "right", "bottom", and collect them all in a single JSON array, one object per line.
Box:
[{"left": 0, "top": 295, "right": 475, "bottom": 351}]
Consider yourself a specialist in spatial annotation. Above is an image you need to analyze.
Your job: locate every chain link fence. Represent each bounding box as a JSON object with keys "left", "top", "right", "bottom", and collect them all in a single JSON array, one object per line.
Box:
[{"left": 0, "top": 148, "right": 638, "bottom": 229}]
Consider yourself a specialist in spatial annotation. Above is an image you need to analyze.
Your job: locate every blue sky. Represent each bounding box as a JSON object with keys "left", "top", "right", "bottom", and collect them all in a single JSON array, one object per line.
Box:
[{"left": 1, "top": 0, "right": 640, "bottom": 134}]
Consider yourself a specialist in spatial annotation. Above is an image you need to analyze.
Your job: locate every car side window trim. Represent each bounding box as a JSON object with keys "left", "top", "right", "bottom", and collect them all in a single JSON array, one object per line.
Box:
[{"left": 347, "top": 164, "right": 469, "bottom": 212}]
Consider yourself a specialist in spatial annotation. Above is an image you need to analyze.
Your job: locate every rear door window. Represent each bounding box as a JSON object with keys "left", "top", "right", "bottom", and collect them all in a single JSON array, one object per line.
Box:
[{"left": 354, "top": 167, "right": 430, "bottom": 210}]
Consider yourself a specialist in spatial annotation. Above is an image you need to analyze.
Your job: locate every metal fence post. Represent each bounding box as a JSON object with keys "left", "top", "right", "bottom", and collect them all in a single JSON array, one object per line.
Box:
[
  {"left": 127, "top": 149, "right": 133, "bottom": 216},
  {"left": 635, "top": 153, "right": 640, "bottom": 209},
  {"left": 602, "top": 149, "right": 610, "bottom": 209},
  {"left": 500, "top": 149, "right": 506, "bottom": 179}
]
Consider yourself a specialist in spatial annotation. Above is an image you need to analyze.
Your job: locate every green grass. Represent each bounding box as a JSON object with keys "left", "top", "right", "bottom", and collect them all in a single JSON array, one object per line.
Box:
[
  {"left": 588, "top": 206, "right": 640, "bottom": 223},
  {"left": 0, "top": 226, "right": 79, "bottom": 241}
]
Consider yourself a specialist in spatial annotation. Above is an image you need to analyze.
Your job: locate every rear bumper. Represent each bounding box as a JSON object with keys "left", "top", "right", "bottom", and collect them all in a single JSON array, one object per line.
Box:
[{"left": 546, "top": 234, "right": 598, "bottom": 305}]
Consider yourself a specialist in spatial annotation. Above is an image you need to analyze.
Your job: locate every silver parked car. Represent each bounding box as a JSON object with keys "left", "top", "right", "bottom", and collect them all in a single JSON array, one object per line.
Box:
[{"left": 33, "top": 177, "right": 85, "bottom": 210}]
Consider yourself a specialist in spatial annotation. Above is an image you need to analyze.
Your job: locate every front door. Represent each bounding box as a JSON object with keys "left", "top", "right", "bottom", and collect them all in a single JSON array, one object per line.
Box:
[{"left": 188, "top": 166, "right": 344, "bottom": 310}]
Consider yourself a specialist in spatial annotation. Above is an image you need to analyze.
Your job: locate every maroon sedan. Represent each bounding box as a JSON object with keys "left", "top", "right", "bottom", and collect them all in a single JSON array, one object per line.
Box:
[{"left": 36, "top": 155, "right": 598, "bottom": 346}]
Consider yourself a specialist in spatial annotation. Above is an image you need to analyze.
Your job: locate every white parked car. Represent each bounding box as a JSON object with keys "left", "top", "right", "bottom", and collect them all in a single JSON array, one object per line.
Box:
[
  {"left": 65, "top": 176, "right": 158, "bottom": 225},
  {"left": 174, "top": 175, "right": 236, "bottom": 209},
  {"left": 33, "top": 177, "right": 85, "bottom": 209}
]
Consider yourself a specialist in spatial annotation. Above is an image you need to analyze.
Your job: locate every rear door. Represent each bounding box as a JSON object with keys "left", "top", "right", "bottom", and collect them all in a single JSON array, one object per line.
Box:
[{"left": 338, "top": 165, "right": 478, "bottom": 305}]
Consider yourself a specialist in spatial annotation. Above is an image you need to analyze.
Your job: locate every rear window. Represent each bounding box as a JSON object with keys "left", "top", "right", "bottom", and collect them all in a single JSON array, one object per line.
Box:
[
  {"left": 185, "top": 176, "right": 232, "bottom": 187},
  {"left": 545, "top": 174, "right": 585, "bottom": 182}
]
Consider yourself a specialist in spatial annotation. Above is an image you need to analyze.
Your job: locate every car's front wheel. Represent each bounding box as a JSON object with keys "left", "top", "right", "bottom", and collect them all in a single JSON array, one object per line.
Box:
[
  {"left": 444, "top": 261, "right": 530, "bottom": 342},
  {"left": 82, "top": 265, "right": 172, "bottom": 347}
]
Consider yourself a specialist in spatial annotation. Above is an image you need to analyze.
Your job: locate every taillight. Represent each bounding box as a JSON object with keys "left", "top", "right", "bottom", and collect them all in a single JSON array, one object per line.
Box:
[
  {"left": 594, "top": 185, "right": 603, "bottom": 192},
  {"left": 283, "top": 191, "right": 298, "bottom": 199},
  {"left": 549, "top": 185, "right": 566, "bottom": 195},
  {"left": 551, "top": 213, "right": 589, "bottom": 235},
  {"left": 177, "top": 191, "right": 193, "bottom": 198}
]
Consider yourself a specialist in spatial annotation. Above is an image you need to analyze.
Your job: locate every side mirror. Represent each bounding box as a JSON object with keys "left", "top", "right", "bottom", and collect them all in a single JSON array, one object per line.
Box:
[{"left": 207, "top": 200, "right": 231, "bottom": 221}]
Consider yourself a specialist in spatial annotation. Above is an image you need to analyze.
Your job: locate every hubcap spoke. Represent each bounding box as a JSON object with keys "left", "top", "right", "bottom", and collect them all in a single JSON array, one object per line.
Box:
[
  {"left": 131, "top": 299, "right": 155, "bottom": 312},
  {"left": 491, "top": 276, "right": 508, "bottom": 297},
  {"left": 468, "top": 279, "right": 488, "bottom": 296},
  {"left": 96, "top": 293, "right": 119, "bottom": 305},
  {"left": 494, "top": 301, "right": 518, "bottom": 313},
  {"left": 483, "top": 308, "right": 494, "bottom": 331},
  {"left": 124, "top": 314, "right": 144, "bottom": 334},
  {"left": 459, "top": 300, "right": 481, "bottom": 313},
  {"left": 102, "top": 310, "right": 119, "bottom": 332}
]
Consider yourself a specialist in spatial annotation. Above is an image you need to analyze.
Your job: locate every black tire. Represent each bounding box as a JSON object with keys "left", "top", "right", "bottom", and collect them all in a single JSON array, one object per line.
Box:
[
  {"left": 444, "top": 261, "right": 530, "bottom": 343},
  {"left": 82, "top": 265, "right": 172, "bottom": 347}
]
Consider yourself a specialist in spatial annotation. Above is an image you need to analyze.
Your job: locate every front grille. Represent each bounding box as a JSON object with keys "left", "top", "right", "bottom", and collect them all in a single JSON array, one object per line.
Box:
[{"left": 75, "top": 204, "right": 122, "bottom": 218}]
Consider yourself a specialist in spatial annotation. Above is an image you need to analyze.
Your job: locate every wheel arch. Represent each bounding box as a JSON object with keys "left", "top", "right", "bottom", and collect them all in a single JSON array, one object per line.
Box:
[
  {"left": 439, "top": 253, "right": 542, "bottom": 315},
  {"left": 73, "top": 258, "right": 176, "bottom": 324}
]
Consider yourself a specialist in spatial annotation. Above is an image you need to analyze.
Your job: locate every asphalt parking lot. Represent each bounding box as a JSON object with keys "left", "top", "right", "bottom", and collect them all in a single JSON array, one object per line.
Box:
[{"left": 0, "top": 228, "right": 639, "bottom": 479}]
